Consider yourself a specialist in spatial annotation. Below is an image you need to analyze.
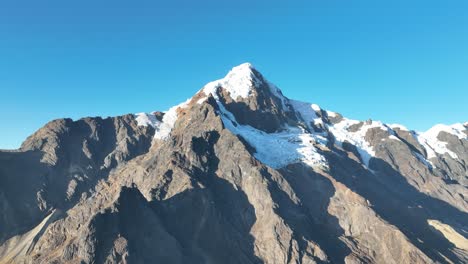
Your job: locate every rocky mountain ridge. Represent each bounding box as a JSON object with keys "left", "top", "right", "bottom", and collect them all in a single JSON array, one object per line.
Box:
[{"left": 0, "top": 63, "right": 467, "bottom": 263}]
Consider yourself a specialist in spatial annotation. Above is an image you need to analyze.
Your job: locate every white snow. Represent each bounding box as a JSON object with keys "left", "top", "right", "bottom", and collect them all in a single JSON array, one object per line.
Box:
[
  {"left": 135, "top": 62, "right": 290, "bottom": 142},
  {"left": 423, "top": 123, "right": 467, "bottom": 140},
  {"left": 249, "top": 98, "right": 396, "bottom": 169},
  {"left": 135, "top": 99, "right": 191, "bottom": 140},
  {"left": 135, "top": 62, "right": 468, "bottom": 172},
  {"left": 388, "top": 135, "right": 400, "bottom": 141},
  {"left": 215, "top": 99, "right": 328, "bottom": 169},
  {"left": 326, "top": 111, "right": 337, "bottom": 118},
  {"left": 197, "top": 63, "right": 329, "bottom": 169},
  {"left": 135, "top": 112, "right": 159, "bottom": 128},
  {"left": 295, "top": 133, "right": 329, "bottom": 167},
  {"left": 201, "top": 63, "right": 260, "bottom": 100},
  {"left": 415, "top": 123, "right": 467, "bottom": 159},
  {"left": 328, "top": 119, "right": 389, "bottom": 167},
  {"left": 389, "top": 124, "right": 409, "bottom": 131},
  {"left": 289, "top": 100, "right": 320, "bottom": 131},
  {"left": 199, "top": 63, "right": 288, "bottom": 106},
  {"left": 267, "top": 81, "right": 289, "bottom": 109},
  {"left": 311, "top": 104, "right": 321, "bottom": 112},
  {"left": 222, "top": 63, "right": 261, "bottom": 99},
  {"left": 153, "top": 99, "right": 191, "bottom": 140},
  {"left": 197, "top": 96, "right": 208, "bottom": 104}
]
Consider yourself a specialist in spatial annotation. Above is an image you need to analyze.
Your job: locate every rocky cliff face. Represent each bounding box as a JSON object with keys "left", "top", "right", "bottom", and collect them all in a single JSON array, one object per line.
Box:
[{"left": 0, "top": 63, "right": 467, "bottom": 264}]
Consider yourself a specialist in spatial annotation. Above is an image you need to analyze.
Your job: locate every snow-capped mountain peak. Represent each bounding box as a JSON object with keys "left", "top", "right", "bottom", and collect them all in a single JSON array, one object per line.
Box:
[
  {"left": 135, "top": 63, "right": 468, "bottom": 175},
  {"left": 416, "top": 123, "right": 468, "bottom": 159},
  {"left": 4, "top": 63, "right": 468, "bottom": 264},
  {"left": 201, "top": 62, "right": 264, "bottom": 101}
]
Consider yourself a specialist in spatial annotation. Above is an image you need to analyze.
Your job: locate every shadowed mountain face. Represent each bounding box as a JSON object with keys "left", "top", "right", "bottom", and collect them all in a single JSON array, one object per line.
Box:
[{"left": 0, "top": 63, "right": 467, "bottom": 264}]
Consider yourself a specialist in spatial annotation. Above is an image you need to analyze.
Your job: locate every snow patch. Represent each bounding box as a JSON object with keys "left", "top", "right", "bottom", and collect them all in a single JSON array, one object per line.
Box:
[
  {"left": 389, "top": 124, "right": 409, "bottom": 131},
  {"left": 288, "top": 100, "right": 400, "bottom": 169},
  {"left": 153, "top": 99, "right": 191, "bottom": 140},
  {"left": 216, "top": 100, "right": 328, "bottom": 169},
  {"left": 135, "top": 112, "right": 159, "bottom": 128},
  {"left": 199, "top": 63, "right": 288, "bottom": 108},
  {"left": 197, "top": 96, "right": 208, "bottom": 105},
  {"left": 289, "top": 100, "right": 320, "bottom": 131},
  {"left": 423, "top": 123, "right": 467, "bottom": 140},
  {"left": 135, "top": 63, "right": 468, "bottom": 173},
  {"left": 415, "top": 123, "right": 467, "bottom": 159},
  {"left": 328, "top": 119, "right": 388, "bottom": 167},
  {"left": 136, "top": 99, "right": 191, "bottom": 140},
  {"left": 311, "top": 104, "right": 321, "bottom": 112},
  {"left": 267, "top": 81, "right": 289, "bottom": 109},
  {"left": 201, "top": 63, "right": 260, "bottom": 100}
]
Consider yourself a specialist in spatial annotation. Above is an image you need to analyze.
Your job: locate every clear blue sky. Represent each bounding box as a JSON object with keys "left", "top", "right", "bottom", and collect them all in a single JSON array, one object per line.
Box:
[{"left": 1, "top": 0, "right": 467, "bottom": 149}]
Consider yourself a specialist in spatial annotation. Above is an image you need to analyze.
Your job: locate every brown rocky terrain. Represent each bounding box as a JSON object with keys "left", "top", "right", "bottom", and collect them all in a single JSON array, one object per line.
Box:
[{"left": 0, "top": 63, "right": 466, "bottom": 263}]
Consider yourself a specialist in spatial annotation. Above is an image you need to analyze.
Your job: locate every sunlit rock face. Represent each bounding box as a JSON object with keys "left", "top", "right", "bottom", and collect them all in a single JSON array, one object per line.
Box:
[{"left": 1, "top": 63, "right": 467, "bottom": 264}]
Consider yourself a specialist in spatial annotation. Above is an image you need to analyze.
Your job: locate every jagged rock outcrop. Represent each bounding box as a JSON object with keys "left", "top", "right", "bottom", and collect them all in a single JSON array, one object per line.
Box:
[
  {"left": 0, "top": 115, "right": 154, "bottom": 246},
  {"left": 1, "top": 63, "right": 467, "bottom": 264}
]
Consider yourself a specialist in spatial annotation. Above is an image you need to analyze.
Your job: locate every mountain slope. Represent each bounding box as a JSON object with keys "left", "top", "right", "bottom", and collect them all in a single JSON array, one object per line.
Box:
[{"left": 0, "top": 63, "right": 467, "bottom": 264}]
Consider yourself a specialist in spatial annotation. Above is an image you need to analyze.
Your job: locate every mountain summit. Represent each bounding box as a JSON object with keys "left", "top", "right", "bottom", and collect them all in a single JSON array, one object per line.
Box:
[
  {"left": 1, "top": 63, "right": 467, "bottom": 264},
  {"left": 201, "top": 62, "right": 268, "bottom": 100}
]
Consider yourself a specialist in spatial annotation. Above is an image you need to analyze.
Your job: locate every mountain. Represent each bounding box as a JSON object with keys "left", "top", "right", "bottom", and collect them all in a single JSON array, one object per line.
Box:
[{"left": 0, "top": 63, "right": 467, "bottom": 264}]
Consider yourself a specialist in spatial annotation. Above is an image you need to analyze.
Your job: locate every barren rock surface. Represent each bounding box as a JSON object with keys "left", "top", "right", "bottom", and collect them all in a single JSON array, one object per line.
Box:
[{"left": 1, "top": 64, "right": 466, "bottom": 263}]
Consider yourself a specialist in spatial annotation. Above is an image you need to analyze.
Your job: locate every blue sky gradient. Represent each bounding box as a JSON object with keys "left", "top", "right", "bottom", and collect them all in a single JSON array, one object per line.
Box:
[{"left": 1, "top": 0, "right": 467, "bottom": 149}]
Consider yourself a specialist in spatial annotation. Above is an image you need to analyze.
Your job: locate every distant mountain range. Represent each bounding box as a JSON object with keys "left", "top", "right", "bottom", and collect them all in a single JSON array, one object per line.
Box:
[{"left": 0, "top": 63, "right": 467, "bottom": 263}]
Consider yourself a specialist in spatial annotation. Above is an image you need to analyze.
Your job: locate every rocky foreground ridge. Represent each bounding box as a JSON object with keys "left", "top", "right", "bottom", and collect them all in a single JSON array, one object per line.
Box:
[{"left": 0, "top": 63, "right": 467, "bottom": 264}]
